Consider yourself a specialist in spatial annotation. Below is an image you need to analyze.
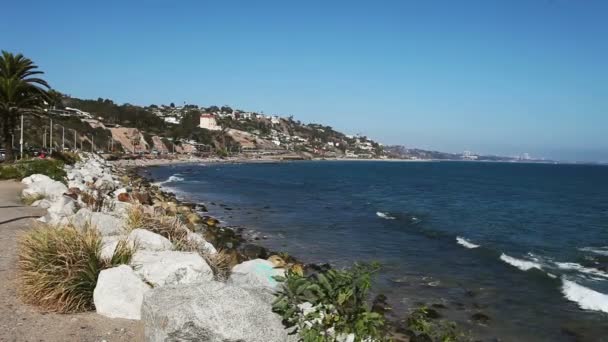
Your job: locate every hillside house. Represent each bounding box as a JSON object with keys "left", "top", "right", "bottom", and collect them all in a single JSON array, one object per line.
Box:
[{"left": 199, "top": 114, "right": 222, "bottom": 131}]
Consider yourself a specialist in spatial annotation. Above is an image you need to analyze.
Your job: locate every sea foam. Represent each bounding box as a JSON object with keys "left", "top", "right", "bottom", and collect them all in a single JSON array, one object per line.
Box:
[
  {"left": 456, "top": 236, "right": 480, "bottom": 249},
  {"left": 578, "top": 246, "right": 608, "bottom": 256},
  {"left": 500, "top": 253, "right": 542, "bottom": 271},
  {"left": 561, "top": 279, "right": 608, "bottom": 313},
  {"left": 556, "top": 262, "right": 608, "bottom": 279},
  {"left": 156, "top": 174, "right": 185, "bottom": 186},
  {"left": 376, "top": 212, "right": 396, "bottom": 220}
]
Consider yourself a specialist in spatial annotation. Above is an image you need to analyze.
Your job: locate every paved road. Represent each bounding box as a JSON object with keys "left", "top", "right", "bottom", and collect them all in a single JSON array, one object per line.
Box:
[{"left": 0, "top": 180, "right": 143, "bottom": 342}]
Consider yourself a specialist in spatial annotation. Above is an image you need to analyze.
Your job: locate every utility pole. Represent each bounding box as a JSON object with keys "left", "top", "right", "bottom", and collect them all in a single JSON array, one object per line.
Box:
[
  {"left": 43, "top": 128, "right": 47, "bottom": 149},
  {"left": 61, "top": 126, "right": 65, "bottom": 151},
  {"left": 19, "top": 115, "right": 24, "bottom": 159},
  {"left": 73, "top": 130, "right": 77, "bottom": 151},
  {"left": 49, "top": 118, "right": 53, "bottom": 153}
]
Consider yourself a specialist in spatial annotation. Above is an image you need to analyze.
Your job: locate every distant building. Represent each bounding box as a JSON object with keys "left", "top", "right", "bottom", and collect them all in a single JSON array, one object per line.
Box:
[
  {"left": 199, "top": 114, "right": 221, "bottom": 131},
  {"left": 163, "top": 117, "right": 179, "bottom": 124}
]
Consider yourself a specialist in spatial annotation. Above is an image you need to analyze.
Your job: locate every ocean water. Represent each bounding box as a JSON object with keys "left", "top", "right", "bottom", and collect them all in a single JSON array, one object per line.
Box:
[{"left": 145, "top": 161, "right": 608, "bottom": 341}]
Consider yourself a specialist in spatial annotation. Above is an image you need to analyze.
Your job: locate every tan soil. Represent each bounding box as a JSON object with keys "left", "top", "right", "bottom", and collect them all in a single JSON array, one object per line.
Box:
[{"left": 0, "top": 180, "right": 143, "bottom": 342}]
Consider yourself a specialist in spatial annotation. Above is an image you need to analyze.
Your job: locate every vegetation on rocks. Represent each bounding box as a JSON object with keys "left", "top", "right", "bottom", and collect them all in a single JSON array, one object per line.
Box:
[
  {"left": 403, "top": 306, "right": 471, "bottom": 342},
  {"left": 272, "top": 262, "right": 389, "bottom": 341},
  {"left": 17, "top": 224, "right": 134, "bottom": 313},
  {"left": 21, "top": 193, "right": 45, "bottom": 205},
  {"left": 0, "top": 159, "right": 66, "bottom": 181}
]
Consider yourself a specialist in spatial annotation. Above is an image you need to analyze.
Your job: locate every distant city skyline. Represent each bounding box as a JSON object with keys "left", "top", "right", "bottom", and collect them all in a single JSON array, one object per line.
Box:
[{"left": 1, "top": 0, "right": 606, "bottom": 162}]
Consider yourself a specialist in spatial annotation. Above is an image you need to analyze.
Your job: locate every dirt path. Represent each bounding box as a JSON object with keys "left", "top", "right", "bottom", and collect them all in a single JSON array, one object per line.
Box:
[{"left": 0, "top": 180, "right": 143, "bottom": 342}]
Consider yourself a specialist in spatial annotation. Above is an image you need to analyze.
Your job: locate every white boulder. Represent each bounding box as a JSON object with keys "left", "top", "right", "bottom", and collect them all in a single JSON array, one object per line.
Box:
[
  {"left": 142, "top": 282, "right": 295, "bottom": 342},
  {"left": 100, "top": 235, "right": 127, "bottom": 260},
  {"left": 71, "top": 208, "right": 125, "bottom": 236},
  {"left": 230, "top": 259, "right": 285, "bottom": 291},
  {"left": 128, "top": 229, "right": 172, "bottom": 251},
  {"left": 21, "top": 174, "right": 67, "bottom": 201},
  {"left": 131, "top": 250, "right": 213, "bottom": 287},
  {"left": 93, "top": 265, "right": 151, "bottom": 320},
  {"left": 186, "top": 231, "right": 217, "bottom": 255}
]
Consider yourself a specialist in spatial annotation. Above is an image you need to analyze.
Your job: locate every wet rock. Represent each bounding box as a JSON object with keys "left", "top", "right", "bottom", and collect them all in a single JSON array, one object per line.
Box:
[
  {"left": 372, "top": 294, "right": 391, "bottom": 315},
  {"left": 202, "top": 216, "right": 220, "bottom": 227},
  {"left": 431, "top": 303, "right": 447, "bottom": 309},
  {"left": 471, "top": 312, "right": 490, "bottom": 324},
  {"left": 425, "top": 308, "right": 442, "bottom": 319},
  {"left": 186, "top": 213, "right": 201, "bottom": 225},
  {"left": 238, "top": 244, "right": 268, "bottom": 260}
]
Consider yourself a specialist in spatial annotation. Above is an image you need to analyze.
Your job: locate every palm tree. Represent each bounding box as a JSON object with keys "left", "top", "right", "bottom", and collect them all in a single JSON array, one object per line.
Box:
[{"left": 0, "top": 51, "right": 50, "bottom": 162}]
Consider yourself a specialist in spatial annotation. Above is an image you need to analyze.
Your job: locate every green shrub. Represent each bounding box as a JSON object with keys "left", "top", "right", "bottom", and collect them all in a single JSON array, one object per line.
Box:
[
  {"left": 272, "top": 262, "right": 389, "bottom": 341},
  {"left": 405, "top": 306, "right": 470, "bottom": 342},
  {"left": 50, "top": 151, "right": 80, "bottom": 165},
  {"left": 0, "top": 159, "right": 66, "bottom": 181},
  {"left": 17, "top": 224, "right": 134, "bottom": 313}
]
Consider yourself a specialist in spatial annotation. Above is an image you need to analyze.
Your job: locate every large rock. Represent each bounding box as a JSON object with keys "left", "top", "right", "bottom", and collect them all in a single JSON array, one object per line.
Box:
[
  {"left": 71, "top": 208, "right": 125, "bottom": 236},
  {"left": 128, "top": 229, "right": 173, "bottom": 251},
  {"left": 186, "top": 231, "right": 217, "bottom": 255},
  {"left": 230, "top": 259, "right": 285, "bottom": 291},
  {"left": 131, "top": 250, "right": 213, "bottom": 287},
  {"left": 93, "top": 265, "right": 151, "bottom": 320},
  {"left": 21, "top": 174, "right": 68, "bottom": 201},
  {"left": 142, "top": 282, "right": 295, "bottom": 342},
  {"left": 38, "top": 196, "right": 78, "bottom": 225},
  {"left": 100, "top": 235, "right": 127, "bottom": 260}
]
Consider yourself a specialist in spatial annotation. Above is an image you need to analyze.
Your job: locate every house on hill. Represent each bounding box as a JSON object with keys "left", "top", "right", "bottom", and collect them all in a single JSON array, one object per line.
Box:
[{"left": 199, "top": 114, "right": 221, "bottom": 131}]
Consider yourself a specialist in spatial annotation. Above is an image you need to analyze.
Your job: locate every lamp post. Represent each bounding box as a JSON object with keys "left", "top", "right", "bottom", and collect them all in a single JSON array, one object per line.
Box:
[
  {"left": 20, "top": 114, "right": 24, "bottom": 159},
  {"left": 49, "top": 117, "right": 53, "bottom": 153},
  {"left": 61, "top": 125, "right": 65, "bottom": 151},
  {"left": 73, "top": 129, "right": 77, "bottom": 151}
]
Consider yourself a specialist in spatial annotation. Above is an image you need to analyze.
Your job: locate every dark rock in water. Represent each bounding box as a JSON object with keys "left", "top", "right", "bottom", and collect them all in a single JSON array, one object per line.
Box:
[
  {"left": 431, "top": 303, "right": 447, "bottom": 309},
  {"left": 424, "top": 308, "right": 442, "bottom": 319},
  {"left": 196, "top": 204, "right": 208, "bottom": 212},
  {"left": 465, "top": 290, "right": 477, "bottom": 297},
  {"left": 224, "top": 207, "right": 233, "bottom": 211},
  {"left": 471, "top": 312, "right": 490, "bottom": 324},
  {"left": 372, "top": 294, "right": 391, "bottom": 315},
  {"left": 238, "top": 244, "right": 268, "bottom": 260},
  {"left": 306, "top": 263, "right": 332, "bottom": 273},
  {"left": 411, "top": 333, "right": 433, "bottom": 342}
]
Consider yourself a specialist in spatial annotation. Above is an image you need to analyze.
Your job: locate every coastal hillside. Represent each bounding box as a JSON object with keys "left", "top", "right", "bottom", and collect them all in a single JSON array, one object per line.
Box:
[{"left": 40, "top": 95, "right": 385, "bottom": 159}]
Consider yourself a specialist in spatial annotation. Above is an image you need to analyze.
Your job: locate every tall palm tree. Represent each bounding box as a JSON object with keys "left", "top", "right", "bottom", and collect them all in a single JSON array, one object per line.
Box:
[{"left": 0, "top": 51, "right": 50, "bottom": 162}]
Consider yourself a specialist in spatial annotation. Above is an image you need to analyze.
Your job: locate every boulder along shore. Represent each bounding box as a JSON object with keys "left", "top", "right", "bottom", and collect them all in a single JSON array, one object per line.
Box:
[{"left": 19, "top": 153, "right": 310, "bottom": 342}]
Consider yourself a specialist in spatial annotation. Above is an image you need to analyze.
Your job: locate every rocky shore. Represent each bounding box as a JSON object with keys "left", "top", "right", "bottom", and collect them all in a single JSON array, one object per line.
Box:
[{"left": 20, "top": 153, "right": 303, "bottom": 341}]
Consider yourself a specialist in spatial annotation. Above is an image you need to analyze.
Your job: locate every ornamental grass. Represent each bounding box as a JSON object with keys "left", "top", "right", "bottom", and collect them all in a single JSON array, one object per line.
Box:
[{"left": 17, "top": 224, "right": 134, "bottom": 313}]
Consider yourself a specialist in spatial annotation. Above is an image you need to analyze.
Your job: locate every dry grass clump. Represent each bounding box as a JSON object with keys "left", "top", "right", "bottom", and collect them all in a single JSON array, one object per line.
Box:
[
  {"left": 21, "top": 193, "right": 45, "bottom": 206},
  {"left": 202, "top": 249, "right": 233, "bottom": 281},
  {"left": 17, "top": 224, "right": 135, "bottom": 313},
  {"left": 125, "top": 204, "right": 146, "bottom": 231}
]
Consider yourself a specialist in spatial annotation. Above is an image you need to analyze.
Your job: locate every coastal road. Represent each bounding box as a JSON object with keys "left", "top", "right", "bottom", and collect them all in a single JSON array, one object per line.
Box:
[{"left": 0, "top": 180, "right": 143, "bottom": 342}]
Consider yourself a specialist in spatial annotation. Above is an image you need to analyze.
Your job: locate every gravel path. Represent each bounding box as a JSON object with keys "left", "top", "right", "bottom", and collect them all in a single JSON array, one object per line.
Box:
[{"left": 0, "top": 180, "right": 143, "bottom": 342}]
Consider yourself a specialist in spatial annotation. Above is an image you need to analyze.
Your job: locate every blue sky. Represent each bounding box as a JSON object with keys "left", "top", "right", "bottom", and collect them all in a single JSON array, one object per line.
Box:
[{"left": 1, "top": 0, "right": 606, "bottom": 162}]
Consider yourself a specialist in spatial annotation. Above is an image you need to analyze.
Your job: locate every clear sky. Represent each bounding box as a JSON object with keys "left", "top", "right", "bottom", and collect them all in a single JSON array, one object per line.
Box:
[{"left": 1, "top": 0, "right": 606, "bottom": 162}]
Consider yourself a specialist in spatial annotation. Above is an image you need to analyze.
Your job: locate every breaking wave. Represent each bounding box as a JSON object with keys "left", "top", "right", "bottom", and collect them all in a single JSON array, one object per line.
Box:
[
  {"left": 500, "top": 253, "right": 543, "bottom": 271},
  {"left": 556, "top": 262, "right": 608, "bottom": 279},
  {"left": 456, "top": 236, "right": 480, "bottom": 249},
  {"left": 376, "top": 211, "right": 396, "bottom": 220},
  {"left": 156, "top": 174, "right": 185, "bottom": 186},
  {"left": 561, "top": 278, "right": 608, "bottom": 313},
  {"left": 578, "top": 246, "right": 608, "bottom": 256}
]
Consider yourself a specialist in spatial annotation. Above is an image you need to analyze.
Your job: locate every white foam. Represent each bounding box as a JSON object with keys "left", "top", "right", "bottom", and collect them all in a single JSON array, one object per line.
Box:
[
  {"left": 561, "top": 278, "right": 608, "bottom": 313},
  {"left": 579, "top": 247, "right": 608, "bottom": 256},
  {"left": 376, "top": 212, "right": 395, "bottom": 220},
  {"left": 456, "top": 237, "right": 480, "bottom": 249},
  {"left": 155, "top": 174, "right": 185, "bottom": 186},
  {"left": 556, "top": 262, "right": 608, "bottom": 279},
  {"left": 500, "top": 253, "right": 543, "bottom": 271}
]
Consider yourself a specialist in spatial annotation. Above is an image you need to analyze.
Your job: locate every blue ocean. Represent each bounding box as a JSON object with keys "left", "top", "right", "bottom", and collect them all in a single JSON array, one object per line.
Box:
[{"left": 144, "top": 161, "right": 608, "bottom": 341}]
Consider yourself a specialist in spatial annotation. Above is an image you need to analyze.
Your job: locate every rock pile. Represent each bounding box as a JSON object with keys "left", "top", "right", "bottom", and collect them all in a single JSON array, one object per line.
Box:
[{"left": 21, "top": 153, "right": 294, "bottom": 341}]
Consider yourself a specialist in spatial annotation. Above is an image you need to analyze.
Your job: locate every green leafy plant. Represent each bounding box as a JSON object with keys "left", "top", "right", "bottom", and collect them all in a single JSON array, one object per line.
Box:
[
  {"left": 405, "top": 306, "right": 470, "bottom": 342},
  {"left": 272, "top": 262, "right": 388, "bottom": 341},
  {"left": 0, "top": 159, "right": 66, "bottom": 181}
]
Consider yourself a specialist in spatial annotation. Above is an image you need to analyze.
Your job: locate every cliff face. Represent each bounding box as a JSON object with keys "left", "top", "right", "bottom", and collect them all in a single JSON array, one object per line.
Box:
[{"left": 110, "top": 128, "right": 149, "bottom": 153}]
